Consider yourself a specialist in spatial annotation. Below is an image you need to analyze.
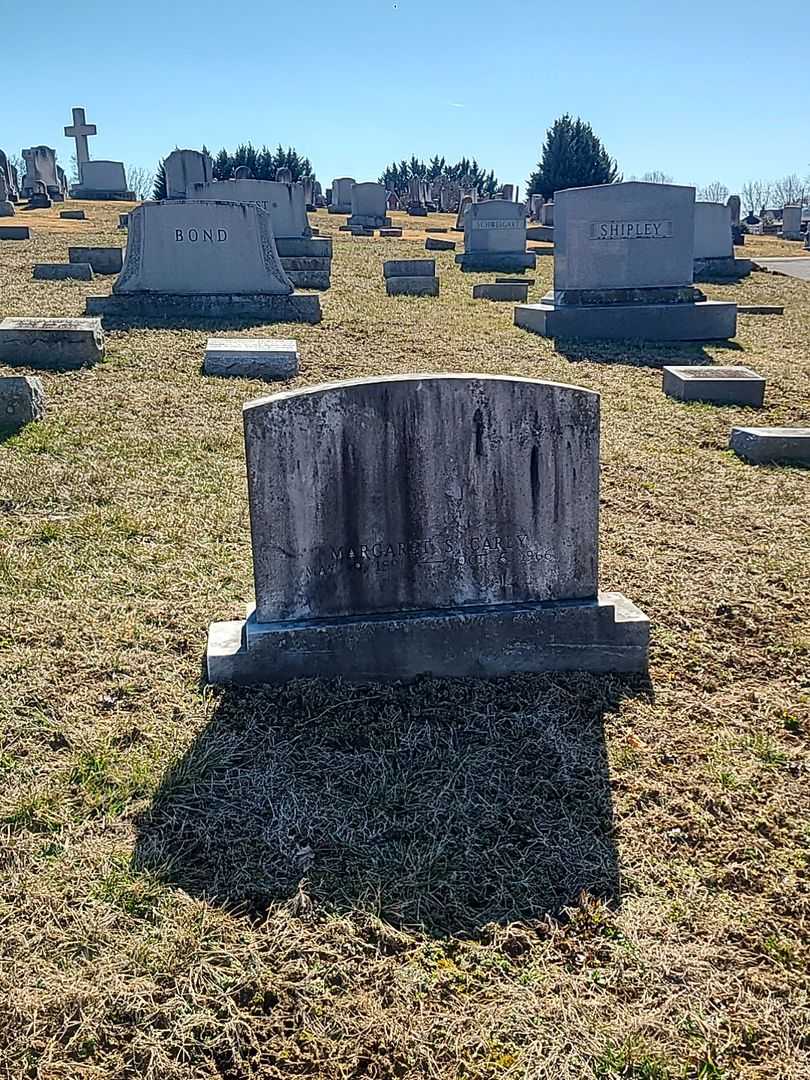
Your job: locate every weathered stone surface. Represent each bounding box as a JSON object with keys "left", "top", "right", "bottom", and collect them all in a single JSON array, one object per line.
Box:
[
  {"left": 348, "top": 182, "right": 390, "bottom": 228},
  {"left": 781, "top": 206, "right": 803, "bottom": 241},
  {"left": 662, "top": 365, "right": 765, "bottom": 406},
  {"left": 0, "top": 317, "right": 104, "bottom": 369},
  {"left": 425, "top": 236, "right": 456, "bottom": 251},
  {"left": 457, "top": 200, "right": 533, "bottom": 271},
  {"left": 164, "top": 149, "right": 213, "bottom": 199},
  {"left": 86, "top": 292, "right": 321, "bottom": 324},
  {"left": 190, "top": 179, "right": 311, "bottom": 239},
  {"left": 206, "top": 373, "right": 649, "bottom": 683},
  {"left": 60, "top": 209, "right": 86, "bottom": 220},
  {"left": 0, "top": 226, "right": 30, "bottom": 240},
  {"left": 112, "top": 201, "right": 292, "bottom": 295},
  {"left": 33, "top": 262, "right": 94, "bottom": 281},
  {"left": 68, "top": 246, "right": 123, "bottom": 274},
  {"left": 383, "top": 259, "right": 435, "bottom": 278},
  {"left": 473, "top": 282, "right": 529, "bottom": 302},
  {"left": 0, "top": 375, "right": 45, "bottom": 432},
  {"left": 527, "top": 225, "right": 554, "bottom": 242},
  {"left": 694, "top": 202, "right": 732, "bottom": 259},
  {"left": 244, "top": 375, "right": 601, "bottom": 621},
  {"left": 425, "top": 227, "right": 449, "bottom": 233},
  {"left": 204, "top": 338, "right": 299, "bottom": 379},
  {"left": 515, "top": 300, "right": 737, "bottom": 341},
  {"left": 329, "top": 177, "right": 355, "bottom": 214},
  {"left": 379, "top": 227, "right": 403, "bottom": 237},
  {"left": 73, "top": 160, "right": 133, "bottom": 199},
  {"left": 730, "top": 427, "right": 810, "bottom": 465},
  {"left": 386, "top": 276, "right": 440, "bottom": 296},
  {"left": 349, "top": 225, "right": 374, "bottom": 236}
]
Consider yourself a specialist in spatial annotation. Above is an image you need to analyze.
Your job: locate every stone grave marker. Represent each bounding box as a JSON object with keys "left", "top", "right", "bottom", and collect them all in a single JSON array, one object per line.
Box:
[
  {"left": 69, "top": 246, "right": 123, "bottom": 274},
  {"left": 60, "top": 209, "right": 86, "bottom": 220},
  {"left": 782, "top": 205, "right": 803, "bottom": 241},
  {"left": 33, "top": 263, "right": 94, "bottom": 281},
  {"left": 456, "top": 200, "right": 534, "bottom": 271},
  {"left": 85, "top": 200, "right": 320, "bottom": 324},
  {"left": 204, "top": 338, "right": 299, "bottom": 379},
  {"left": 349, "top": 183, "right": 390, "bottom": 228},
  {"left": 329, "top": 177, "right": 355, "bottom": 213},
  {"left": 21, "top": 147, "right": 61, "bottom": 198},
  {"left": 0, "top": 225, "right": 30, "bottom": 240},
  {"left": 0, "top": 376, "right": 45, "bottom": 433},
  {"left": 515, "top": 181, "right": 737, "bottom": 341},
  {"left": 425, "top": 236, "right": 455, "bottom": 251},
  {"left": 693, "top": 202, "right": 751, "bottom": 278},
  {"left": 28, "top": 181, "right": 52, "bottom": 209},
  {"left": 0, "top": 317, "right": 104, "bottom": 368},
  {"left": 473, "top": 281, "right": 529, "bottom": 302},
  {"left": 165, "top": 149, "right": 214, "bottom": 199},
  {"left": 662, "top": 365, "right": 765, "bottom": 406},
  {"left": 730, "top": 427, "right": 810, "bottom": 465},
  {"left": 206, "top": 373, "right": 650, "bottom": 683}
]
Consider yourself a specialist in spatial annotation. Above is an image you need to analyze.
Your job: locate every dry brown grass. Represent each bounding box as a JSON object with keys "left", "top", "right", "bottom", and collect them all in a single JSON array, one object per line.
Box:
[{"left": 1, "top": 202, "right": 809, "bottom": 1080}]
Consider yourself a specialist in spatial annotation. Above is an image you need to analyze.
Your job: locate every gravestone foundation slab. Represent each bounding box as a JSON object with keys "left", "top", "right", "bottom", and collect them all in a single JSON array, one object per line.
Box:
[
  {"left": 204, "top": 338, "right": 299, "bottom": 379},
  {"left": 0, "top": 317, "right": 104, "bottom": 368},
  {"left": 663, "top": 365, "right": 765, "bottom": 406}
]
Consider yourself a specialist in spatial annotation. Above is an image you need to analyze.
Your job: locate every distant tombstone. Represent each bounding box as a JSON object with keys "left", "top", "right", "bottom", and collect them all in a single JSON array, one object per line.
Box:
[
  {"left": 329, "top": 177, "right": 355, "bottom": 214},
  {"left": 28, "top": 180, "right": 52, "bottom": 210},
  {"left": 22, "top": 146, "right": 60, "bottom": 197},
  {"left": 0, "top": 172, "right": 14, "bottom": 217},
  {"left": 782, "top": 205, "right": 803, "bottom": 240},
  {"left": 454, "top": 194, "right": 472, "bottom": 231},
  {"left": 190, "top": 179, "right": 312, "bottom": 239},
  {"left": 84, "top": 200, "right": 321, "bottom": 324},
  {"left": 456, "top": 199, "right": 534, "bottom": 271},
  {"left": 529, "top": 194, "right": 543, "bottom": 221},
  {"left": 348, "top": 182, "right": 390, "bottom": 228},
  {"left": 501, "top": 184, "right": 515, "bottom": 201},
  {"left": 275, "top": 167, "right": 292, "bottom": 183},
  {"left": 727, "top": 194, "right": 743, "bottom": 244},
  {"left": 387, "top": 191, "right": 400, "bottom": 211},
  {"left": 514, "top": 181, "right": 737, "bottom": 342},
  {"left": 301, "top": 175, "right": 315, "bottom": 209},
  {"left": 0, "top": 150, "right": 17, "bottom": 201},
  {"left": 205, "top": 373, "right": 650, "bottom": 684},
  {"left": 164, "top": 149, "right": 214, "bottom": 199},
  {"left": 233, "top": 165, "right": 253, "bottom": 180},
  {"left": 541, "top": 201, "right": 554, "bottom": 225},
  {"left": 75, "top": 161, "right": 132, "bottom": 199},
  {"left": 693, "top": 202, "right": 749, "bottom": 279}
]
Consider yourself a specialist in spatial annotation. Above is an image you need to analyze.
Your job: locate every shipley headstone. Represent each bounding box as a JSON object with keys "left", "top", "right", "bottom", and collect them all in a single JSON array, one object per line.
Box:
[
  {"left": 515, "top": 181, "right": 737, "bottom": 341},
  {"left": 206, "top": 373, "right": 649, "bottom": 684}
]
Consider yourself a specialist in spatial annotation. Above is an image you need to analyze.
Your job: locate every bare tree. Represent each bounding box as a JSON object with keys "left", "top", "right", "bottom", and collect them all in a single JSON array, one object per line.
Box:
[
  {"left": 741, "top": 180, "right": 771, "bottom": 216},
  {"left": 126, "top": 165, "right": 154, "bottom": 201},
  {"left": 697, "top": 181, "right": 729, "bottom": 203},
  {"left": 771, "top": 173, "right": 807, "bottom": 207},
  {"left": 641, "top": 170, "right": 674, "bottom": 184}
]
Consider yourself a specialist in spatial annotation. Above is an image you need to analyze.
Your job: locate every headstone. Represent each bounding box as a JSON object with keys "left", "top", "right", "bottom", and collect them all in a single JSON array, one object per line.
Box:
[
  {"left": 204, "top": 338, "right": 299, "bottom": 379},
  {"left": 85, "top": 200, "right": 321, "bottom": 324},
  {"left": 164, "top": 149, "right": 214, "bottom": 199},
  {"left": 21, "top": 147, "right": 60, "bottom": 197},
  {"left": 782, "top": 205, "right": 803, "bottom": 241},
  {"left": 693, "top": 202, "right": 750, "bottom": 278},
  {"left": 386, "top": 192, "right": 400, "bottom": 211},
  {"left": 383, "top": 258, "right": 438, "bottom": 296},
  {"left": 473, "top": 281, "right": 529, "bottom": 302},
  {"left": 0, "top": 149, "right": 19, "bottom": 201},
  {"left": 233, "top": 165, "right": 253, "bottom": 180},
  {"left": 27, "top": 181, "right": 52, "bottom": 210},
  {"left": 64, "top": 106, "right": 96, "bottom": 166},
  {"left": 527, "top": 225, "right": 554, "bottom": 243},
  {"left": 425, "top": 236, "right": 456, "bottom": 251},
  {"left": 737, "top": 305, "right": 783, "bottom": 315},
  {"left": 33, "top": 262, "right": 94, "bottom": 281},
  {"left": 59, "top": 209, "right": 85, "bottom": 220},
  {"left": 383, "top": 259, "right": 435, "bottom": 277},
  {"left": 501, "top": 184, "right": 515, "bottom": 201},
  {"left": 662, "top": 365, "right": 765, "bottom": 406},
  {"left": 301, "top": 175, "right": 315, "bottom": 209},
  {"left": 730, "top": 427, "right": 810, "bottom": 465},
  {"left": 349, "top": 182, "right": 390, "bottom": 228},
  {"left": 275, "top": 167, "right": 292, "bottom": 183},
  {"left": 189, "top": 179, "right": 312, "bottom": 239},
  {"left": 74, "top": 160, "right": 133, "bottom": 200},
  {"left": 727, "top": 194, "right": 744, "bottom": 243},
  {"left": 454, "top": 194, "right": 472, "bottom": 231},
  {"left": 68, "top": 246, "right": 123, "bottom": 274},
  {"left": 0, "top": 171, "right": 15, "bottom": 216},
  {"left": 118, "top": 213, "right": 129, "bottom": 229},
  {"left": 0, "top": 226, "right": 30, "bottom": 240},
  {"left": 456, "top": 199, "right": 534, "bottom": 271},
  {"left": 0, "top": 376, "right": 46, "bottom": 434},
  {"left": 515, "top": 181, "right": 737, "bottom": 342},
  {"left": 206, "top": 374, "right": 650, "bottom": 684},
  {"left": 541, "top": 202, "right": 554, "bottom": 225},
  {"left": 379, "top": 227, "right": 403, "bottom": 237},
  {"left": 529, "top": 194, "right": 544, "bottom": 222},
  {"left": 329, "top": 177, "right": 355, "bottom": 214},
  {"left": 0, "top": 317, "right": 104, "bottom": 369}
]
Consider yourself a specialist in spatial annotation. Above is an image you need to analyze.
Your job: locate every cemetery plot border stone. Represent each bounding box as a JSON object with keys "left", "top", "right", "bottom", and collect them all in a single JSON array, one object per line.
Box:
[
  {"left": 473, "top": 282, "right": 529, "bottom": 302},
  {"left": 204, "top": 338, "right": 299, "bottom": 380},
  {"left": 0, "top": 317, "right": 104, "bottom": 369},
  {"left": 0, "top": 376, "right": 45, "bottom": 434},
  {"left": 0, "top": 226, "right": 30, "bottom": 240},
  {"left": 729, "top": 427, "right": 810, "bottom": 465},
  {"left": 206, "top": 373, "right": 649, "bottom": 684},
  {"left": 425, "top": 237, "right": 456, "bottom": 251},
  {"left": 33, "top": 263, "right": 94, "bottom": 281},
  {"left": 60, "top": 210, "right": 86, "bottom": 220},
  {"left": 386, "top": 276, "right": 440, "bottom": 296},
  {"left": 662, "top": 366, "right": 765, "bottom": 407},
  {"left": 69, "top": 247, "right": 123, "bottom": 274}
]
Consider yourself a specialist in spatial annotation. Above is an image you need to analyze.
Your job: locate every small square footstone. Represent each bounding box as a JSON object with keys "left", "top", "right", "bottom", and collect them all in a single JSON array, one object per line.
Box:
[
  {"left": 68, "top": 246, "right": 123, "bottom": 274},
  {"left": 205, "top": 373, "right": 649, "bottom": 685},
  {"left": 204, "top": 338, "right": 299, "bottom": 380},
  {"left": 386, "top": 275, "right": 440, "bottom": 296},
  {"left": 473, "top": 282, "right": 529, "bottom": 302},
  {"left": 383, "top": 259, "right": 435, "bottom": 278},
  {"left": 379, "top": 227, "right": 403, "bottom": 237},
  {"left": 0, "top": 376, "right": 45, "bottom": 433},
  {"left": 425, "top": 236, "right": 456, "bottom": 251},
  {"left": 663, "top": 365, "right": 765, "bottom": 407},
  {"left": 729, "top": 427, "right": 810, "bottom": 465},
  {"left": 737, "top": 305, "right": 783, "bottom": 315},
  {"left": 0, "top": 317, "right": 104, "bottom": 369},
  {"left": 0, "top": 226, "right": 30, "bottom": 240},
  {"left": 60, "top": 210, "right": 86, "bottom": 220},
  {"left": 33, "top": 263, "right": 94, "bottom": 281}
]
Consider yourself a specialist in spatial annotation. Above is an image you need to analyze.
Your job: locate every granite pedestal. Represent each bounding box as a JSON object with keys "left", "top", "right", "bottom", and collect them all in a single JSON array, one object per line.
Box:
[
  {"left": 86, "top": 292, "right": 321, "bottom": 324},
  {"left": 514, "top": 299, "right": 737, "bottom": 341}
]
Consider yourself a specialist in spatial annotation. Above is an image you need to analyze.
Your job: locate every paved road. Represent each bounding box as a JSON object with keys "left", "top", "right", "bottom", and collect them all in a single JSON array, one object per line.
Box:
[{"left": 755, "top": 257, "right": 810, "bottom": 281}]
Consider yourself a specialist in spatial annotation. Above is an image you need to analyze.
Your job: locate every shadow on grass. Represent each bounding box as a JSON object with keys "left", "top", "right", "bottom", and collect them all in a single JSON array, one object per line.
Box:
[
  {"left": 555, "top": 337, "right": 745, "bottom": 368},
  {"left": 133, "top": 673, "right": 649, "bottom": 936}
]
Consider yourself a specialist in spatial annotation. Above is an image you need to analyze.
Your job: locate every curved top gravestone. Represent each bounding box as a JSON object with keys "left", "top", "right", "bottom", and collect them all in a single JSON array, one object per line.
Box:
[
  {"left": 244, "top": 373, "right": 599, "bottom": 622},
  {"left": 164, "top": 148, "right": 214, "bottom": 199},
  {"left": 114, "top": 200, "right": 293, "bottom": 295}
]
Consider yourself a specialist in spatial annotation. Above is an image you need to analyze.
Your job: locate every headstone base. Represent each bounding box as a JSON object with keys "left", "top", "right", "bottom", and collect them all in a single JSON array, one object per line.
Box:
[
  {"left": 386, "top": 276, "right": 439, "bottom": 296},
  {"left": 348, "top": 214, "right": 391, "bottom": 228},
  {"left": 275, "top": 236, "right": 333, "bottom": 259},
  {"left": 527, "top": 225, "right": 554, "bottom": 242},
  {"left": 473, "top": 282, "right": 529, "bottom": 302},
  {"left": 204, "top": 337, "right": 299, "bottom": 379},
  {"left": 70, "top": 188, "right": 136, "bottom": 201},
  {"left": 425, "top": 237, "right": 456, "bottom": 251},
  {"left": 285, "top": 270, "right": 331, "bottom": 289},
  {"left": 206, "top": 592, "right": 650, "bottom": 685},
  {"left": 514, "top": 299, "right": 737, "bottom": 341},
  {"left": 0, "top": 317, "right": 104, "bottom": 369},
  {"left": 85, "top": 292, "right": 322, "bottom": 325},
  {"left": 662, "top": 365, "right": 765, "bottom": 406},
  {"left": 455, "top": 251, "right": 536, "bottom": 272},
  {"left": 694, "top": 256, "right": 753, "bottom": 280}
]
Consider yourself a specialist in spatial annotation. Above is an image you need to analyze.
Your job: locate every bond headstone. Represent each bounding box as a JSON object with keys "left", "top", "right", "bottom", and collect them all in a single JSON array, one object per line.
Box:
[
  {"left": 206, "top": 373, "right": 649, "bottom": 684},
  {"left": 515, "top": 181, "right": 737, "bottom": 342}
]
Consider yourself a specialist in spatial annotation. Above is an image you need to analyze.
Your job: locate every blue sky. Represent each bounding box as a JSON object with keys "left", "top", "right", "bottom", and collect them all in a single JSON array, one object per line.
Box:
[{"left": 3, "top": 0, "right": 808, "bottom": 194}]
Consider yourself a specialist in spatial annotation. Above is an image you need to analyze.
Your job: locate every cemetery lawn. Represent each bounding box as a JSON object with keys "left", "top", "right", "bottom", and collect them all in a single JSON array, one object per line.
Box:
[{"left": 2, "top": 204, "right": 809, "bottom": 1080}]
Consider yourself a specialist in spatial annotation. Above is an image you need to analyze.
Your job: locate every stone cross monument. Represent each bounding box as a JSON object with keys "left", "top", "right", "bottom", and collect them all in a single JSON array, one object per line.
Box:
[{"left": 64, "top": 107, "right": 97, "bottom": 167}]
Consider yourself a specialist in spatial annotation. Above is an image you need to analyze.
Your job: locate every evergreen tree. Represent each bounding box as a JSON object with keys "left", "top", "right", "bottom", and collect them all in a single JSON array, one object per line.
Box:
[
  {"left": 377, "top": 155, "right": 501, "bottom": 196},
  {"left": 213, "top": 148, "right": 230, "bottom": 180},
  {"left": 152, "top": 159, "right": 166, "bottom": 199},
  {"left": 526, "top": 115, "right": 619, "bottom": 200}
]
